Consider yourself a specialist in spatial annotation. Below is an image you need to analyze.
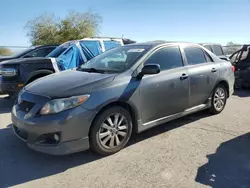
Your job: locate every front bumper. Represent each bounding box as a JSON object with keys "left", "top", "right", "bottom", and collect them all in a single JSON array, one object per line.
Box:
[
  {"left": 0, "top": 76, "right": 22, "bottom": 94},
  {"left": 11, "top": 96, "right": 97, "bottom": 155}
]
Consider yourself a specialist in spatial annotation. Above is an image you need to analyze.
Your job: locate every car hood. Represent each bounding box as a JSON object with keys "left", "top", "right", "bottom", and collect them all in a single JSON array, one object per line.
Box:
[
  {"left": 0, "top": 56, "right": 16, "bottom": 62},
  {"left": 0, "top": 57, "right": 52, "bottom": 66},
  {"left": 25, "top": 70, "right": 116, "bottom": 98}
]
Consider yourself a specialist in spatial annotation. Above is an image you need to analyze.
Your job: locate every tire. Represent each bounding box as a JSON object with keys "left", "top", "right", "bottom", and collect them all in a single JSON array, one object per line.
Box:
[
  {"left": 209, "top": 84, "right": 227, "bottom": 114},
  {"left": 90, "top": 106, "right": 133, "bottom": 156}
]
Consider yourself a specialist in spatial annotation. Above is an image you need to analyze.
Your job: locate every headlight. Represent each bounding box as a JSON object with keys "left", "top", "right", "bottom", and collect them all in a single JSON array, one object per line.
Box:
[
  {"left": 40, "top": 95, "right": 90, "bottom": 115},
  {"left": 0, "top": 68, "right": 18, "bottom": 77}
]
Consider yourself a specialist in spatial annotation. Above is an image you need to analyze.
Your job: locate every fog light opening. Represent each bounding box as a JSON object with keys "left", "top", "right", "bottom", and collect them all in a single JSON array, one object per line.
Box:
[
  {"left": 53, "top": 134, "right": 60, "bottom": 142},
  {"left": 36, "top": 132, "right": 61, "bottom": 145}
]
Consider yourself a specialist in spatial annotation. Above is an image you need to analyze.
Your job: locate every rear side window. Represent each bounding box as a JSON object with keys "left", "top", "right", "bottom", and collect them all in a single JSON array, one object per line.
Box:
[
  {"left": 145, "top": 46, "right": 183, "bottom": 71},
  {"left": 184, "top": 47, "right": 207, "bottom": 65},
  {"left": 104, "top": 41, "right": 121, "bottom": 50},
  {"left": 212, "top": 45, "right": 224, "bottom": 56},
  {"left": 80, "top": 41, "right": 102, "bottom": 56}
]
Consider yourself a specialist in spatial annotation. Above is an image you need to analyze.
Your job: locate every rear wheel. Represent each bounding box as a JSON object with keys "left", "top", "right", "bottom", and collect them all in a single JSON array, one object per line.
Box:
[
  {"left": 209, "top": 84, "right": 227, "bottom": 114},
  {"left": 90, "top": 106, "right": 132, "bottom": 156}
]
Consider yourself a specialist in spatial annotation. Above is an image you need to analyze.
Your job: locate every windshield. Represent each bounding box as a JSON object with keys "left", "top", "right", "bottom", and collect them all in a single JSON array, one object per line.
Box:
[
  {"left": 79, "top": 45, "right": 151, "bottom": 73},
  {"left": 46, "top": 42, "right": 74, "bottom": 58}
]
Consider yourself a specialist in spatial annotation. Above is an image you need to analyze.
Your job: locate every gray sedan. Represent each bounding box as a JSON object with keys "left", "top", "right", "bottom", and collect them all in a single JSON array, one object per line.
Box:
[{"left": 11, "top": 41, "right": 235, "bottom": 156}]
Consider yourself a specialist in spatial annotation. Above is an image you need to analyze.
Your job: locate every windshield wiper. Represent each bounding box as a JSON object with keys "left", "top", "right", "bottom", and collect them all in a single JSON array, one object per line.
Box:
[{"left": 78, "top": 67, "right": 106, "bottom": 73}]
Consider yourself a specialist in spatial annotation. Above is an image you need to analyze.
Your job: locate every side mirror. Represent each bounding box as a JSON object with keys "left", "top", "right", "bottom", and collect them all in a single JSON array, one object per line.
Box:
[{"left": 141, "top": 64, "right": 161, "bottom": 75}]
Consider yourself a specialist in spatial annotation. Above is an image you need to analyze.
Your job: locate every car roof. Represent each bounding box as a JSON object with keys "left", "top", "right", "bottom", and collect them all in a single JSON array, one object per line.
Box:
[
  {"left": 126, "top": 41, "right": 197, "bottom": 47},
  {"left": 199, "top": 43, "right": 222, "bottom": 46}
]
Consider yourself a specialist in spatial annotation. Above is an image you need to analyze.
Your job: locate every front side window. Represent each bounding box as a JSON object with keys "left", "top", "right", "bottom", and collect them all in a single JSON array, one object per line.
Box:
[
  {"left": 212, "top": 45, "right": 224, "bottom": 56},
  {"left": 80, "top": 45, "right": 151, "bottom": 73},
  {"left": 26, "top": 47, "right": 55, "bottom": 57},
  {"left": 145, "top": 46, "right": 183, "bottom": 71},
  {"left": 184, "top": 47, "right": 207, "bottom": 65},
  {"left": 104, "top": 40, "right": 122, "bottom": 50}
]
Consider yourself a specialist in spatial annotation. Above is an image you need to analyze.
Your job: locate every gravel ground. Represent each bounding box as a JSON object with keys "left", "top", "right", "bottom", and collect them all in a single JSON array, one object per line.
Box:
[{"left": 0, "top": 91, "right": 250, "bottom": 188}]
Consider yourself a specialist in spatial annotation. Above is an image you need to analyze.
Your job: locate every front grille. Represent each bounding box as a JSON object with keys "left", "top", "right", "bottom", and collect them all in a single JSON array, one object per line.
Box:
[{"left": 19, "top": 100, "right": 35, "bottom": 113}]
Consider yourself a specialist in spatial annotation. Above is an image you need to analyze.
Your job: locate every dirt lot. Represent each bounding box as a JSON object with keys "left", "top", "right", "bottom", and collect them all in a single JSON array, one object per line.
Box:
[{"left": 0, "top": 91, "right": 250, "bottom": 188}]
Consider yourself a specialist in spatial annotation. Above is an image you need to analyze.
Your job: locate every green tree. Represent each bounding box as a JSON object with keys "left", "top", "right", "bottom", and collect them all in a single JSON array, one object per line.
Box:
[
  {"left": 25, "top": 10, "right": 102, "bottom": 45},
  {"left": 0, "top": 47, "right": 12, "bottom": 56}
]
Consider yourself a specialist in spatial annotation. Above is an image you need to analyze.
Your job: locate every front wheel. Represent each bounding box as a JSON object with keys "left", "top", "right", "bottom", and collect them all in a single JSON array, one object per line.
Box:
[
  {"left": 90, "top": 106, "right": 132, "bottom": 156},
  {"left": 209, "top": 84, "right": 227, "bottom": 114}
]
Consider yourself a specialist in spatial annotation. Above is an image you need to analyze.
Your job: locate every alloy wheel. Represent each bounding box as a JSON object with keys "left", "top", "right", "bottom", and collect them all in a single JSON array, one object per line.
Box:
[
  {"left": 213, "top": 87, "right": 226, "bottom": 111},
  {"left": 98, "top": 113, "right": 128, "bottom": 149}
]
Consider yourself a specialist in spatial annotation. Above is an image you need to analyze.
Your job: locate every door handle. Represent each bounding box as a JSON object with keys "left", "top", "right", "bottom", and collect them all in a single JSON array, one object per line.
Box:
[
  {"left": 180, "top": 73, "right": 188, "bottom": 80},
  {"left": 211, "top": 68, "right": 217, "bottom": 73}
]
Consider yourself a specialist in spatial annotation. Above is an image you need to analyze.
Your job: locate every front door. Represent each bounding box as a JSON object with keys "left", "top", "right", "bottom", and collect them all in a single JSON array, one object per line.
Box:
[
  {"left": 183, "top": 46, "right": 219, "bottom": 108},
  {"left": 139, "top": 46, "right": 189, "bottom": 124}
]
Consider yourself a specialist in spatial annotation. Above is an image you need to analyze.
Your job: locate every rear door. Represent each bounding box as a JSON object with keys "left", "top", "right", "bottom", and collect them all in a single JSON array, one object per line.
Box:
[
  {"left": 183, "top": 46, "right": 219, "bottom": 108},
  {"left": 139, "top": 46, "right": 189, "bottom": 123}
]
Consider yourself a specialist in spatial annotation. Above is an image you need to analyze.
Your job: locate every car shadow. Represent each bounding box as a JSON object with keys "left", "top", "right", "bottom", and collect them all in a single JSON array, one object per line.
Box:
[
  {"left": 0, "top": 111, "right": 209, "bottom": 187},
  {"left": 0, "top": 96, "right": 15, "bottom": 114},
  {"left": 233, "top": 89, "right": 250, "bottom": 98},
  {"left": 195, "top": 132, "right": 250, "bottom": 188}
]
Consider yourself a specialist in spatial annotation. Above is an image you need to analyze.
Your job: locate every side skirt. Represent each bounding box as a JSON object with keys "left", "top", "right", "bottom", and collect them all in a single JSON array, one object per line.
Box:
[{"left": 137, "top": 100, "right": 211, "bottom": 133}]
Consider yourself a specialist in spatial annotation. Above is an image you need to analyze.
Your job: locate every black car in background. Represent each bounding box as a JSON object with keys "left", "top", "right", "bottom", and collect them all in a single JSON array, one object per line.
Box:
[
  {"left": 200, "top": 43, "right": 230, "bottom": 61},
  {"left": 0, "top": 45, "right": 58, "bottom": 62},
  {"left": 0, "top": 42, "right": 72, "bottom": 97},
  {"left": 229, "top": 44, "right": 250, "bottom": 88}
]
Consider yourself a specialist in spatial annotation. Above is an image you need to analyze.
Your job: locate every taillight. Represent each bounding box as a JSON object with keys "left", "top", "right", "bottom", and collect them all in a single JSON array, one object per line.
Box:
[{"left": 232, "top": 66, "right": 235, "bottom": 72}]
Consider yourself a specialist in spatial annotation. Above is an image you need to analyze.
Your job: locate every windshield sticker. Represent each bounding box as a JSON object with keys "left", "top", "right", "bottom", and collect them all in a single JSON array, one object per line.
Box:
[{"left": 127, "top": 49, "right": 145, "bottom": 53}]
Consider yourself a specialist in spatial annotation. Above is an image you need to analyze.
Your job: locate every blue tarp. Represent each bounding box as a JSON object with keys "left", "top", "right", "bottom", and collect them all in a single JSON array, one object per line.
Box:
[
  {"left": 54, "top": 39, "right": 120, "bottom": 71},
  {"left": 56, "top": 44, "right": 83, "bottom": 71}
]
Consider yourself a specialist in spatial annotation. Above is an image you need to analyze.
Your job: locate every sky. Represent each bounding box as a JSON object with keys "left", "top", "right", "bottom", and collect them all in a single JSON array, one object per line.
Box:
[{"left": 0, "top": 0, "right": 250, "bottom": 47}]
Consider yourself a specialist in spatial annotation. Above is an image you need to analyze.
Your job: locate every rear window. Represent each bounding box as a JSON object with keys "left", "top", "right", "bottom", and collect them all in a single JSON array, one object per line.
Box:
[{"left": 212, "top": 45, "right": 224, "bottom": 56}]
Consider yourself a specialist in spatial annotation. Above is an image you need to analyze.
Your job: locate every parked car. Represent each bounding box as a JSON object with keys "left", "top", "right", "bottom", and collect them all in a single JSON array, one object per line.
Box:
[
  {"left": 0, "top": 37, "right": 135, "bottom": 97},
  {"left": 200, "top": 43, "right": 230, "bottom": 61},
  {"left": 0, "top": 45, "right": 58, "bottom": 62},
  {"left": 229, "top": 44, "right": 250, "bottom": 88},
  {"left": 11, "top": 41, "right": 234, "bottom": 156}
]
